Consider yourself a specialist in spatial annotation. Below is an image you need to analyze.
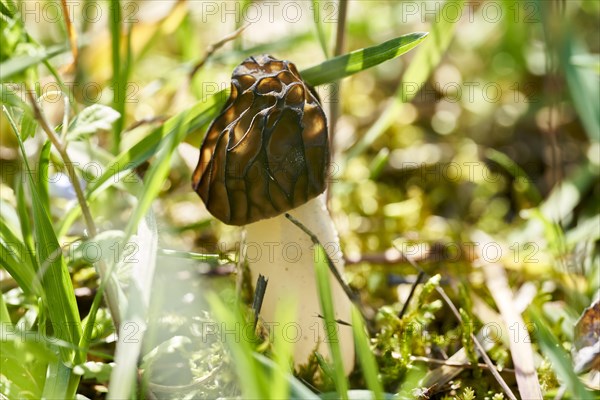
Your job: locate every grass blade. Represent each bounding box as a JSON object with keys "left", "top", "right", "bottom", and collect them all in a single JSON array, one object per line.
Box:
[
  {"left": 109, "top": 0, "right": 123, "bottom": 152},
  {"left": 0, "top": 336, "right": 56, "bottom": 399},
  {"left": 85, "top": 89, "right": 228, "bottom": 198},
  {"left": 37, "top": 140, "right": 52, "bottom": 213},
  {"left": 475, "top": 231, "right": 543, "bottom": 400},
  {"left": 0, "top": 1, "right": 15, "bottom": 17},
  {"left": 314, "top": 245, "right": 349, "bottom": 400},
  {"left": 84, "top": 31, "right": 427, "bottom": 203},
  {"left": 351, "top": 307, "right": 384, "bottom": 400},
  {"left": 124, "top": 116, "right": 188, "bottom": 237},
  {"left": 113, "top": 23, "right": 133, "bottom": 153},
  {"left": 554, "top": 15, "right": 600, "bottom": 142},
  {"left": 24, "top": 178, "right": 83, "bottom": 350},
  {"left": 485, "top": 148, "right": 542, "bottom": 204},
  {"left": 206, "top": 293, "right": 268, "bottom": 398},
  {"left": 0, "top": 219, "right": 38, "bottom": 295},
  {"left": 41, "top": 362, "right": 71, "bottom": 400},
  {"left": 5, "top": 106, "right": 82, "bottom": 396},
  {"left": 0, "top": 278, "right": 10, "bottom": 324},
  {"left": 108, "top": 211, "right": 158, "bottom": 399},
  {"left": 15, "top": 178, "right": 36, "bottom": 268},
  {"left": 254, "top": 354, "right": 321, "bottom": 400},
  {"left": 1, "top": 83, "right": 31, "bottom": 110},
  {"left": 347, "top": 0, "right": 464, "bottom": 158},
  {"left": 270, "top": 299, "right": 297, "bottom": 400},
  {"left": 0, "top": 43, "right": 68, "bottom": 82},
  {"left": 302, "top": 32, "right": 428, "bottom": 86},
  {"left": 56, "top": 93, "right": 222, "bottom": 236},
  {"left": 528, "top": 306, "right": 591, "bottom": 399},
  {"left": 311, "top": 0, "right": 331, "bottom": 58}
]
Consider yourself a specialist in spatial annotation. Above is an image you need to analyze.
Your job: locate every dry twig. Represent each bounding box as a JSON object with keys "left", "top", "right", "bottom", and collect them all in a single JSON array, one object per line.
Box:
[
  {"left": 394, "top": 243, "right": 518, "bottom": 400},
  {"left": 189, "top": 23, "right": 251, "bottom": 79},
  {"left": 474, "top": 231, "right": 543, "bottom": 400},
  {"left": 60, "top": 0, "right": 78, "bottom": 72}
]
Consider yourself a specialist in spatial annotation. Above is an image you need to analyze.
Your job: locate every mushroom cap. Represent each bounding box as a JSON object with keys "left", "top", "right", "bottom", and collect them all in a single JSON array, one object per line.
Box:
[{"left": 192, "top": 55, "right": 329, "bottom": 226}]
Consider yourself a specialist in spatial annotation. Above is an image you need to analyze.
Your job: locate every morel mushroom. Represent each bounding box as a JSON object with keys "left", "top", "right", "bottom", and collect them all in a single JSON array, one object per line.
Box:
[{"left": 193, "top": 55, "right": 354, "bottom": 372}]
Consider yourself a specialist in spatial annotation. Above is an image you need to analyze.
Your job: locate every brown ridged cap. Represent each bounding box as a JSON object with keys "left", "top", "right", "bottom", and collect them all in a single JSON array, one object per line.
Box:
[{"left": 192, "top": 55, "right": 329, "bottom": 225}]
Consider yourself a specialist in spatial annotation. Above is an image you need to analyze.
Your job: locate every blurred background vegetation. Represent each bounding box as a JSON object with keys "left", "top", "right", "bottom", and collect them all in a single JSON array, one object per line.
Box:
[{"left": 0, "top": 0, "right": 598, "bottom": 399}]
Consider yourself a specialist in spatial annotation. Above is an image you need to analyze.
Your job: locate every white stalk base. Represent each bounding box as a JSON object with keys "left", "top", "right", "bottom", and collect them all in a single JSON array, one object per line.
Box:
[{"left": 243, "top": 194, "right": 354, "bottom": 374}]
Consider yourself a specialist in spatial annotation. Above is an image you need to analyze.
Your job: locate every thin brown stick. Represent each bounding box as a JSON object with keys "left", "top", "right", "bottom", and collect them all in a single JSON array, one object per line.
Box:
[
  {"left": 60, "top": 0, "right": 78, "bottom": 72},
  {"left": 333, "top": 0, "right": 348, "bottom": 60},
  {"left": 395, "top": 245, "right": 518, "bottom": 400},
  {"left": 345, "top": 251, "right": 403, "bottom": 265},
  {"left": 285, "top": 213, "right": 358, "bottom": 304},
  {"left": 285, "top": 212, "right": 372, "bottom": 325},
  {"left": 411, "top": 356, "right": 515, "bottom": 373},
  {"left": 27, "top": 91, "right": 96, "bottom": 237},
  {"left": 189, "top": 23, "right": 251, "bottom": 79},
  {"left": 124, "top": 116, "right": 168, "bottom": 132},
  {"left": 345, "top": 245, "right": 444, "bottom": 265},
  {"left": 398, "top": 270, "right": 424, "bottom": 319},
  {"left": 328, "top": 0, "right": 348, "bottom": 149}
]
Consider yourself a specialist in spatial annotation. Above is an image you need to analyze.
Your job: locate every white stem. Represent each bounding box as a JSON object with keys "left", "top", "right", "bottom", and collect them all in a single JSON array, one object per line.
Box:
[{"left": 243, "top": 194, "right": 355, "bottom": 373}]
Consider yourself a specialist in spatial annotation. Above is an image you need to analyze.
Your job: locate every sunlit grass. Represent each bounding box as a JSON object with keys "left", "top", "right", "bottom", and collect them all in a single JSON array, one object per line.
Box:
[{"left": 0, "top": 0, "right": 598, "bottom": 399}]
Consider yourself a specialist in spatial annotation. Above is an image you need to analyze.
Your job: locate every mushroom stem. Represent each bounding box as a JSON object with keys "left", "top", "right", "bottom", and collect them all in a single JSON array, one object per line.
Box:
[{"left": 243, "top": 194, "right": 354, "bottom": 373}]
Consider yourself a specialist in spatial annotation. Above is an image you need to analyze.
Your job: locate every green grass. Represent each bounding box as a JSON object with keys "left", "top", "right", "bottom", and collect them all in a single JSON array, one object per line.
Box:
[
  {"left": 1, "top": 0, "right": 598, "bottom": 399},
  {"left": 314, "top": 245, "right": 350, "bottom": 400},
  {"left": 4, "top": 107, "right": 82, "bottom": 398}
]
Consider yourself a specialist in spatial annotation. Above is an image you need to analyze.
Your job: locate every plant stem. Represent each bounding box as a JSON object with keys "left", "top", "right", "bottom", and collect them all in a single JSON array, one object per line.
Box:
[
  {"left": 189, "top": 23, "right": 250, "bottom": 79},
  {"left": 398, "top": 270, "right": 424, "bottom": 318},
  {"left": 110, "top": 0, "right": 123, "bottom": 153},
  {"left": 333, "top": 0, "right": 348, "bottom": 58},
  {"left": 60, "top": 0, "right": 78, "bottom": 72},
  {"left": 27, "top": 91, "right": 122, "bottom": 337},
  {"left": 411, "top": 356, "right": 516, "bottom": 373},
  {"left": 328, "top": 0, "right": 348, "bottom": 149},
  {"left": 27, "top": 91, "right": 96, "bottom": 237}
]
